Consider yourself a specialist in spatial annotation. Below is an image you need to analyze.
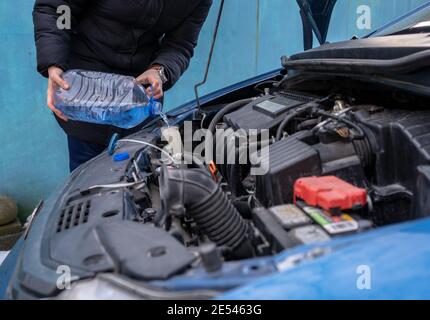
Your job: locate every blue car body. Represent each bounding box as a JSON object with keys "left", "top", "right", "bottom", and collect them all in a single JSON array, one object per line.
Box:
[{"left": 221, "top": 217, "right": 430, "bottom": 300}]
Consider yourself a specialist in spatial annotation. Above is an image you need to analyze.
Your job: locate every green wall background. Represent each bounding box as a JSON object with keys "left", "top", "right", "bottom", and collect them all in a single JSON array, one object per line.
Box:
[{"left": 0, "top": 0, "right": 428, "bottom": 219}]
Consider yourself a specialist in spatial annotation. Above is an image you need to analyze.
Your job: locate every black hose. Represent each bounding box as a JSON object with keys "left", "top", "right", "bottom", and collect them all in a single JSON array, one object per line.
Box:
[
  {"left": 276, "top": 104, "right": 315, "bottom": 141},
  {"left": 182, "top": 152, "right": 211, "bottom": 176},
  {"left": 208, "top": 98, "right": 255, "bottom": 134},
  {"left": 316, "top": 110, "right": 366, "bottom": 140},
  {"left": 254, "top": 80, "right": 278, "bottom": 93},
  {"left": 205, "top": 98, "right": 255, "bottom": 165},
  {"left": 159, "top": 167, "right": 254, "bottom": 259}
]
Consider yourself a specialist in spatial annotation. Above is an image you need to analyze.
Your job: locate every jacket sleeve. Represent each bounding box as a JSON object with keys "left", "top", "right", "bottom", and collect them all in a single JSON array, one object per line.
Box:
[
  {"left": 151, "top": 0, "right": 213, "bottom": 90},
  {"left": 33, "top": 0, "right": 88, "bottom": 77}
]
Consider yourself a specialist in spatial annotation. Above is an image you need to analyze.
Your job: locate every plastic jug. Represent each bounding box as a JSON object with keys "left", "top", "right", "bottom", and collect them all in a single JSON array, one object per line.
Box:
[{"left": 53, "top": 70, "right": 163, "bottom": 129}]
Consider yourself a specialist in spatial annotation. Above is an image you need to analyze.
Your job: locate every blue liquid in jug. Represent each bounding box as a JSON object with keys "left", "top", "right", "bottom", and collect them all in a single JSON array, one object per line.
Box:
[{"left": 54, "top": 70, "right": 163, "bottom": 129}]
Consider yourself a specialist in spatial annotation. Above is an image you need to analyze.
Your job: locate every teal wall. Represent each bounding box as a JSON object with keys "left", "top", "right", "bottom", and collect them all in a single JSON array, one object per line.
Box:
[{"left": 0, "top": 0, "right": 428, "bottom": 219}]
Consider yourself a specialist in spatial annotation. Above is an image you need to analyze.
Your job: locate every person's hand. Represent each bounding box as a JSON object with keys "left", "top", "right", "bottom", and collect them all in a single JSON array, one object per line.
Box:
[
  {"left": 47, "top": 66, "right": 70, "bottom": 121},
  {"left": 135, "top": 68, "right": 164, "bottom": 100}
]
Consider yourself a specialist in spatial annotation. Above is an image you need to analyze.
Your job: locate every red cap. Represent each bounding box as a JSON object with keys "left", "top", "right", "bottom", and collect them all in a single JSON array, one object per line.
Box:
[{"left": 294, "top": 176, "right": 367, "bottom": 211}]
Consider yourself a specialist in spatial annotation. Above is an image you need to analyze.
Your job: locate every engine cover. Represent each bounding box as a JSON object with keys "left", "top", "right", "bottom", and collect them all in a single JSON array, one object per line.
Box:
[{"left": 224, "top": 92, "right": 314, "bottom": 131}]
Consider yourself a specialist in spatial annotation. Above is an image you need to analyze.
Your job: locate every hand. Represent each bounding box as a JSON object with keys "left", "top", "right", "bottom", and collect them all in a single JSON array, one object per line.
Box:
[
  {"left": 135, "top": 68, "right": 164, "bottom": 100},
  {"left": 47, "top": 66, "right": 70, "bottom": 121}
]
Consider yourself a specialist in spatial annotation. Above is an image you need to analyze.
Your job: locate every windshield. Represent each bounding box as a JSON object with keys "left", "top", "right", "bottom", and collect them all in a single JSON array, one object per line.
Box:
[
  {"left": 367, "top": 2, "right": 430, "bottom": 37},
  {"left": 320, "top": 1, "right": 430, "bottom": 44}
]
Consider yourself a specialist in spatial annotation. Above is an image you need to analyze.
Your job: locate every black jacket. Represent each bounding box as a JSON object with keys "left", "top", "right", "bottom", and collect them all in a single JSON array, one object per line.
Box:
[{"left": 33, "top": 0, "right": 212, "bottom": 145}]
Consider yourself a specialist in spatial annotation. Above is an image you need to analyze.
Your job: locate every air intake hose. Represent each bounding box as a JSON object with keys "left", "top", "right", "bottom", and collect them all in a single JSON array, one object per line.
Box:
[{"left": 159, "top": 167, "right": 254, "bottom": 259}]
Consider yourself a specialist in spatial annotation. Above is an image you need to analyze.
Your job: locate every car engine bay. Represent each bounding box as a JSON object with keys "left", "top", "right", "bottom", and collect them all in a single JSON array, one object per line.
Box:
[{"left": 14, "top": 73, "right": 430, "bottom": 299}]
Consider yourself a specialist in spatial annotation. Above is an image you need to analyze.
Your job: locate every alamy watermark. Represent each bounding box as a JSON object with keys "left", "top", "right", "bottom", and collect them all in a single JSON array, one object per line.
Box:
[
  {"left": 56, "top": 3, "right": 373, "bottom": 31},
  {"left": 160, "top": 122, "right": 270, "bottom": 176},
  {"left": 56, "top": 265, "right": 72, "bottom": 290},
  {"left": 356, "top": 5, "right": 372, "bottom": 30},
  {"left": 56, "top": 5, "right": 71, "bottom": 30},
  {"left": 356, "top": 265, "right": 372, "bottom": 290}
]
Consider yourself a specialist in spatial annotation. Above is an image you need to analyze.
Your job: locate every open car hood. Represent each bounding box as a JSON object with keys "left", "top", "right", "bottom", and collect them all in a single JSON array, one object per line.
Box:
[{"left": 296, "top": 0, "right": 337, "bottom": 50}]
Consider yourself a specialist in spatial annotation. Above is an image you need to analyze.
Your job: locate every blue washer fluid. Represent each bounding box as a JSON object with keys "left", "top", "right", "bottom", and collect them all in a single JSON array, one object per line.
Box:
[{"left": 53, "top": 70, "right": 163, "bottom": 129}]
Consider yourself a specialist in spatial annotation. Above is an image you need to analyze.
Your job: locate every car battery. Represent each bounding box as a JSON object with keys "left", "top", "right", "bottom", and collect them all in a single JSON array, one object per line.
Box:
[
  {"left": 294, "top": 176, "right": 368, "bottom": 214},
  {"left": 269, "top": 204, "right": 312, "bottom": 230},
  {"left": 252, "top": 208, "right": 300, "bottom": 253},
  {"left": 252, "top": 205, "right": 330, "bottom": 252},
  {"left": 300, "top": 205, "right": 373, "bottom": 236},
  {"left": 290, "top": 225, "right": 331, "bottom": 244}
]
